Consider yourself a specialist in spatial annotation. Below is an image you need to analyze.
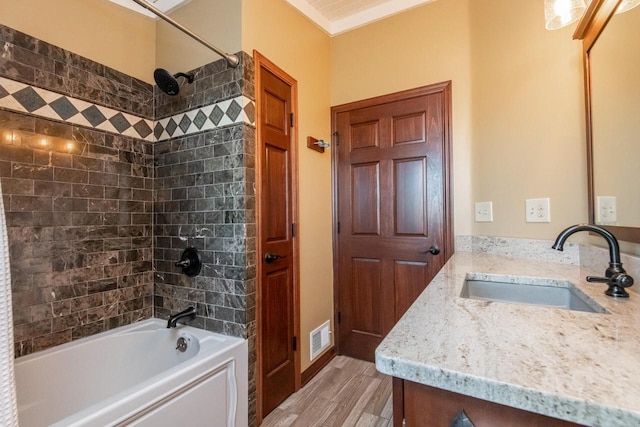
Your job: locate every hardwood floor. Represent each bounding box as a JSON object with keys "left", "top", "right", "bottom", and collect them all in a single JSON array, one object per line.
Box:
[{"left": 262, "top": 356, "right": 393, "bottom": 427}]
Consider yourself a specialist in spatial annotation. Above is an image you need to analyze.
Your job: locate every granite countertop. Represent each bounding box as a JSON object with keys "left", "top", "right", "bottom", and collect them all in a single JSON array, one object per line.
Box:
[{"left": 375, "top": 251, "right": 640, "bottom": 427}]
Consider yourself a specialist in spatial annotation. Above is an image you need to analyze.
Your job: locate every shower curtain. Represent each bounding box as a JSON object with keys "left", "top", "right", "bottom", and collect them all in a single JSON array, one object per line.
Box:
[{"left": 0, "top": 181, "right": 18, "bottom": 426}]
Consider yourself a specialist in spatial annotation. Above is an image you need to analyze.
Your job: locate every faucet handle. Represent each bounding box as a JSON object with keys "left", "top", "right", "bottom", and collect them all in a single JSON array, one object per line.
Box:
[
  {"left": 588, "top": 273, "right": 634, "bottom": 298},
  {"left": 586, "top": 276, "right": 609, "bottom": 283},
  {"left": 587, "top": 274, "right": 634, "bottom": 287}
]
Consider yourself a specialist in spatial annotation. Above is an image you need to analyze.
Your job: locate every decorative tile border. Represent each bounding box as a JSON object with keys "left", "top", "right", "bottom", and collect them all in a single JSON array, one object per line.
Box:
[
  {"left": 153, "top": 96, "right": 255, "bottom": 141},
  {"left": 0, "top": 76, "right": 255, "bottom": 142}
]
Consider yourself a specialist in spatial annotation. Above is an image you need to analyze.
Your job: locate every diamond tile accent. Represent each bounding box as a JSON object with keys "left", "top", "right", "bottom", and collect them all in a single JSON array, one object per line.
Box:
[
  {"left": 134, "top": 120, "right": 153, "bottom": 138},
  {"left": 226, "top": 100, "right": 242, "bottom": 121},
  {"left": 179, "top": 115, "right": 192, "bottom": 133},
  {"left": 193, "top": 110, "right": 207, "bottom": 130},
  {"left": 81, "top": 105, "right": 108, "bottom": 127},
  {"left": 151, "top": 96, "right": 255, "bottom": 141},
  {"left": 244, "top": 102, "right": 255, "bottom": 125},
  {"left": 109, "top": 113, "right": 131, "bottom": 133},
  {"left": 13, "top": 87, "right": 47, "bottom": 112},
  {"left": 50, "top": 97, "right": 79, "bottom": 120},
  {"left": 154, "top": 122, "right": 164, "bottom": 140},
  {"left": 209, "top": 106, "right": 224, "bottom": 126},
  {"left": 165, "top": 118, "right": 178, "bottom": 136},
  {"left": 0, "top": 76, "right": 253, "bottom": 143}
]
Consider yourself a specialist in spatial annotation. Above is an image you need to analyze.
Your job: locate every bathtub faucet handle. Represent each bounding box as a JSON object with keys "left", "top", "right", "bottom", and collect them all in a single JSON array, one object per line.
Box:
[
  {"left": 175, "top": 259, "right": 190, "bottom": 268},
  {"left": 175, "top": 247, "right": 202, "bottom": 277}
]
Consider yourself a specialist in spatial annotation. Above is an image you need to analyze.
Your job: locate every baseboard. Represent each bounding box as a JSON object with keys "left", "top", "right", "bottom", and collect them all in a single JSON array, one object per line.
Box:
[{"left": 300, "top": 346, "right": 336, "bottom": 387}]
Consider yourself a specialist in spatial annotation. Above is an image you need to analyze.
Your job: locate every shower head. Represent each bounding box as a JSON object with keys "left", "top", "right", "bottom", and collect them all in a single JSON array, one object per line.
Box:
[{"left": 154, "top": 68, "right": 194, "bottom": 96}]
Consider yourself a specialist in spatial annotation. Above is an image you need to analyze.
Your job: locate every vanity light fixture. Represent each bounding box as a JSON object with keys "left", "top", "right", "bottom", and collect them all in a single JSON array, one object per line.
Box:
[
  {"left": 616, "top": 0, "right": 640, "bottom": 13},
  {"left": 544, "top": 0, "right": 587, "bottom": 30}
]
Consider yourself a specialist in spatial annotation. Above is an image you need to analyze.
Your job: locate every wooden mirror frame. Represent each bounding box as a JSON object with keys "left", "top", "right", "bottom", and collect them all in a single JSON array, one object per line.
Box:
[{"left": 574, "top": 0, "right": 640, "bottom": 243}]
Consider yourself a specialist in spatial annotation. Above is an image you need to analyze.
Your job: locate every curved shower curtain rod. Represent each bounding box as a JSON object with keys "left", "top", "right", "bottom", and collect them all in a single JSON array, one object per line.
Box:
[{"left": 131, "top": 0, "right": 239, "bottom": 68}]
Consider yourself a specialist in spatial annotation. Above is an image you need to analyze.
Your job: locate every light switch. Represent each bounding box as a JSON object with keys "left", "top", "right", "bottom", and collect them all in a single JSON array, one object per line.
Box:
[
  {"left": 475, "top": 201, "right": 493, "bottom": 222},
  {"left": 597, "top": 196, "right": 617, "bottom": 224}
]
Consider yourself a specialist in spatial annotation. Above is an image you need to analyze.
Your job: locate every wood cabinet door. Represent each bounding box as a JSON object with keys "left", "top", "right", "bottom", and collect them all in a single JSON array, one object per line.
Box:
[
  {"left": 333, "top": 83, "right": 452, "bottom": 362},
  {"left": 397, "top": 379, "right": 583, "bottom": 427}
]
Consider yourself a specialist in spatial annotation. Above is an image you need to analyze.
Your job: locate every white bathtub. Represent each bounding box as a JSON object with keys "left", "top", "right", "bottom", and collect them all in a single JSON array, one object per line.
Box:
[{"left": 14, "top": 319, "right": 248, "bottom": 427}]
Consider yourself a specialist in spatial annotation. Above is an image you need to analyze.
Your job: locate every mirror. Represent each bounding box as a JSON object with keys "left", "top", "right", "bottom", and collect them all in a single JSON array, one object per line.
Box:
[{"left": 576, "top": 0, "right": 640, "bottom": 243}]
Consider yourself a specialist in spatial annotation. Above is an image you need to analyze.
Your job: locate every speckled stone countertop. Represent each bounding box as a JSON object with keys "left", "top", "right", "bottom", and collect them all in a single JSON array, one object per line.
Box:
[{"left": 375, "top": 251, "right": 640, "bottom": 427}]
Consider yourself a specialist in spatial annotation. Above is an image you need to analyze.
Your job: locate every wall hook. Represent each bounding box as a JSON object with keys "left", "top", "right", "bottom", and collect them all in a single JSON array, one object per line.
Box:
[{"left": 307, "top": 136, "right": 330, "bottom": 153}]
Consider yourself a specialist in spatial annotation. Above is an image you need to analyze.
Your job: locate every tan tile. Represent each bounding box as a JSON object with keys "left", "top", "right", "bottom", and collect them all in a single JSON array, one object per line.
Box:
[
  {"left": 329, "top": 355, "right": 349, "bottom": 368},
  {"left": 340, "top": 376, "right": 381, "bottom": 427},
  {"left": 379, "top": 393, "right": 393, "bottom": 420},
  {"left": 325, "top": 374, "right": 381, "bottom": 427},
  {"left": 281, "top": 367, "right": 339, "bottom": 414},
  {"left": 261, "top": 408, "right": 297, "bottom": 427},
  {"left": 267, "top": 357, "right": 393, "bottom": 427},
  {"left": 291, "top": 397, "right": 337, "bottom": 427},
  {"left": 354, "top": 413, "right": 381, "bottom": 427},
  {"left": 364, "top": 375, "right": 392, "bottom": 416}
]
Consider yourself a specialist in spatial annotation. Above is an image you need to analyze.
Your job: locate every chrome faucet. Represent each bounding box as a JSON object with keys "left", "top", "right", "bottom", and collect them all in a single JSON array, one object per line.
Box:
[
  {"left": 167, "top": 306, "right": 197, "bottom": 328},
  {"left": 552, "top": 224, "right": 634, "bottom": 298}
]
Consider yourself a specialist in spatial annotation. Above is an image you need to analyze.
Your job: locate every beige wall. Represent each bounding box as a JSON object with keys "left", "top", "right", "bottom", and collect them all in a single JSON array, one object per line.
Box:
[
  {"left": 156, "top": 0, "right": 242, "bottom": 73},
  {"left": 332, "top": 0, "right": 474, "bottom": 238},
  {"left": 242, "top": 0, "right": 333, "bottom": 371},
  {"left": 332, "top": 0, "right": 587, "bottom": 242},
  {"left": 470, "top": 0, "right": 587, "bottom": 240},
  {"left": 0, "top": 0, "right": 156, "bottom": 83}
]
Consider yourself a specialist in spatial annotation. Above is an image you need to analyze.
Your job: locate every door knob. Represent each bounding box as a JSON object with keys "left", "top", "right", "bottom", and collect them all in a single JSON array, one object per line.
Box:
[
  {"left": 419, "top": 246, "right": 440, "bottom": 255},
  {"left": 264, "top": 253, "right": 287, "bottom": 264}
]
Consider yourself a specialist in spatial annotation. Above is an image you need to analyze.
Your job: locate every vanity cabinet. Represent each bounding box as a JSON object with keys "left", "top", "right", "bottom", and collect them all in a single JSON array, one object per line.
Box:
[{"left": 393, "top": 378, "right": 583, "bottom": 427}]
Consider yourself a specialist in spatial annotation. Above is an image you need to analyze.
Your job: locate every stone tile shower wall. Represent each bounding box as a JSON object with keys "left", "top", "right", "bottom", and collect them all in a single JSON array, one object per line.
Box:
[
  {"left": 0, "top": 24, "right": 155, "bottom": 356},
  {"left": 152, "top": 53, "right": 257, "bottom": 423},
  {"left": 0, "top": 22, "right": 258, "bottom": 424}
]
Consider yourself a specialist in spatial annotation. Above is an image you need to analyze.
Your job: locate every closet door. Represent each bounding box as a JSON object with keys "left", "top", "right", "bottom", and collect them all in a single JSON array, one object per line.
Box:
[{"left": 334, "top": 83, "right": 452, "bottom": 362}]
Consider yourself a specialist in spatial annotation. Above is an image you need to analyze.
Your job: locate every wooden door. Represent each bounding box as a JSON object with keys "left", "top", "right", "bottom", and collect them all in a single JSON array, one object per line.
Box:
[
  {"left": 333, "top": 83, "right": 453, "bottom": 362},
  {"left": 255, "top": 52, "right": 300, "bottom": 419}
]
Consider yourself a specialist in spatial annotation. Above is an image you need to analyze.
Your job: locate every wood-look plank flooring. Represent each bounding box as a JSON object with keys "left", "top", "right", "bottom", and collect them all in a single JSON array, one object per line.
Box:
[{"left": 262, "top": 356, "right": 393, "bottom": 427}]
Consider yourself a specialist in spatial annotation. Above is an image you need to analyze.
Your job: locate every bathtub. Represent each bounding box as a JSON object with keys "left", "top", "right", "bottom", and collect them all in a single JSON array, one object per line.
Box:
[{"left": 14, "top": 319, "right": 248, "bottom": 427}]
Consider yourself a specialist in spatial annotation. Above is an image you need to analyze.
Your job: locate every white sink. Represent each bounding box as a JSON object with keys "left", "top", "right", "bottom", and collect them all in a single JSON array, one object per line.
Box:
[{"left": 460, "top": 274, "right": 608, "bottom": 314}]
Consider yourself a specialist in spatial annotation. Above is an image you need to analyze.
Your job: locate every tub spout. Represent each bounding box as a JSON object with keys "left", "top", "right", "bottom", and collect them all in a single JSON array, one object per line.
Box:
[{"left": 167, "top": 306, "right": 196, "bottom": 328}]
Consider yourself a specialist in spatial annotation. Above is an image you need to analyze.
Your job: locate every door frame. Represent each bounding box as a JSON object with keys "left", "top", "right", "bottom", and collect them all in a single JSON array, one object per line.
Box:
[
  {"left": 330, "top": 82, "right": 454, "bottom": 356},
  {"left": 254, "top": 50, "right": 301, "bottom": 422}
]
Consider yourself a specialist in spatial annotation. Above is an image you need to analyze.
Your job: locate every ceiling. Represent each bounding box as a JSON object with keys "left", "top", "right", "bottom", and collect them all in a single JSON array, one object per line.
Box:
[
  {"left": 109, "top": 0, "right": 436, "bottom": 35},
  {"left": 285, "top": 0, "right": 437, "bottom": 35},
  {"left": 106, "top": 0, "right": 192, "bottom": 19}
]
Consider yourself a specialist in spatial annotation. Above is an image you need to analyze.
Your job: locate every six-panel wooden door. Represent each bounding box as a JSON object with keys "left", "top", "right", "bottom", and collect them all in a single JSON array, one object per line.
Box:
[{"left": 333, "top": 83, "right": 452, "bottom": 362}]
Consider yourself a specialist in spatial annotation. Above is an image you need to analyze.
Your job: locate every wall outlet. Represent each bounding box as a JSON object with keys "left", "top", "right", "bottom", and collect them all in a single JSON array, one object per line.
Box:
[
  {"left": 597, "top": 196, "right": 617, "bottom": 224},
  {"left": 475, "top": 201, "right": 493, "bottom": 222},
  {"left": 525, "top": 198, "right": 551, "bottom": 223}
]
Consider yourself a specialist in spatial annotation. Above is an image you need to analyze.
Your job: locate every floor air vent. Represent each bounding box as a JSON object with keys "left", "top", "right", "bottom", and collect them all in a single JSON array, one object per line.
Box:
[{"left": 310, "top": 320, "right": 331, "bottom": 361}]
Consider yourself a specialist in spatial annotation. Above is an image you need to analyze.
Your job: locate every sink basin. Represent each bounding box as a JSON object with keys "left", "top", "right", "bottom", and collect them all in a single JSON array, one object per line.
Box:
[{"left": 460, "top": 274, "right": 608, "bottom": 314}]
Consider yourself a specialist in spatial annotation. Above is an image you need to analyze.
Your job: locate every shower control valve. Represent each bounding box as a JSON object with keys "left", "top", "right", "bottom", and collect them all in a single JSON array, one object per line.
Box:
[{"left": 175, "top": 247, "right": 202, "bottom": 277}]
